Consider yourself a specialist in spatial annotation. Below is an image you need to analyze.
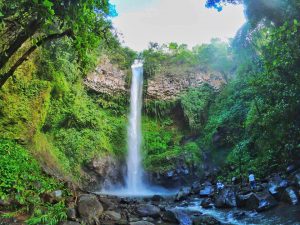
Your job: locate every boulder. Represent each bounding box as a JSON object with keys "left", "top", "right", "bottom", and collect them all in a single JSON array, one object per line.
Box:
[
  {"left": 244, "top": 192, "right": 278, "bottom": 212},
  {"left": 191, "top": 181, "right": 201, "bottom": 194},
  {"left": 200, "top": 198, "right": 213, "bottom": 209},
  {"left": 215, "top": 187, "right": 236, "bottom": 208},
  {"left": 236, "top": 192, "right": 253, "bottom": 208},
  {"left": 59, "top": 222, "right": 81, "bottom": 225},
  {"left": 77, "top": 194, "right": 103, "bottom": 223},
  {"left": 268, "top": 174, "right": 288, "bottom": 199},
  {"left": 66, "top": 208, "right": 77, "bottom": 221},
  {"left": 199, "top": 184, "right": 214, "bottom": 197},
  {"left": 136, "top": 204, "right": 160, "bottom": 218},
  {"left": 281, "top": 187, "right": 299, "bottom": 205},
  {"left": 161, "top": 210, "right": 179, "bottom": 223},
  {"left": 151, "top": 195, "right": 164, "bottom": 202},
  {"left": 175, "top": 188, "right": 189, "bottom": 201},
  {"left": 103, "top": 211, "right": 122, "bottom": 221},
  {"left": 130, "top": 222, "right": 155, "bottom": 225},
  {"left": 294, "top": 172, "right": 300, "bottom": 188},
  {"left": 192, "top": 215, "right": 221, "bottom": 225}
]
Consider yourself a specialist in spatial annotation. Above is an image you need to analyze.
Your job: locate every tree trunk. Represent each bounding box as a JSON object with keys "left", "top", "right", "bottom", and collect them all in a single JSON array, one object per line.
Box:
[
  {"left": 0, "top": 29, "right": 73, "bottom": 88},
  {"left": 0, "top": 19, "right": 41, "bottom": 70}
]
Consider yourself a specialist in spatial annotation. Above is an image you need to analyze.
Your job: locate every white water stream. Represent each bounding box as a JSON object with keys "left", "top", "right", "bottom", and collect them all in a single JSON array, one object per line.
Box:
[{"left": 125, "top": 60, "right": 146, "bottom": 193}]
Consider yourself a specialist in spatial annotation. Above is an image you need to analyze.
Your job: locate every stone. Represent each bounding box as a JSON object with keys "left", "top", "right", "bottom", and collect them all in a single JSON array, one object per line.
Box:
[
  {"left": 268, "top": 174, "right": 288, "bottom": 199},
  {"left": 161, "top": 210, "right": 179, "bottom": 223},
  {"left": 130, "top": 222, "right": 155, "bottom": 225},
  {"left": 77, "top": 194, "right": 103, "bottom": 223},
  {"left": 192, "top": 215, "right": 221, "bottom": 225},
  {"left": 294, "top": 172, "right": 300, "bottom": 188},
  {"left": 244, "top": 192, "right": 278, "bottom": 212},
  {"left": 66, "top": 208, "right": 77, "bottom": 221},
  {"left": 200, "top": 198, "right": 213, "bottom": 208},
  {"left": 191, "top": 181, "right": 201, "bottom": 194},
  {"left": 236, "top": 192, "right": 253, "bottom": 208},
  {"left": 199, "top": 184, "right": 214, "bottom": 197},
  {"left": 175, "top": 189, "right": 189, "bottom": 201},
  {"left": 281, "top": 187, "right": 299, "bottom": 205},
  {"left": 151, "top": 195, "right": 164, "bottom": 202},
  {"left": 215, "top": 187, "right": 236, "bottom": 208},
  {"left": 59, "top": 221, "right": 81, "bottom": 225},
  {"left": 104, "top": 211, "right": 122, "bottom": 221},
  {"left": 136, "top": 204, "right": 160, "bottom": 218}
]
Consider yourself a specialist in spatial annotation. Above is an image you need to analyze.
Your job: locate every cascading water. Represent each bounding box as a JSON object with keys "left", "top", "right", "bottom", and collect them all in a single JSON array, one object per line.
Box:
[
  {"left": 100, "top": 60, "right": 173, "bottom": 196},
  {"left": 126, "top": 59, "right": 146, "bottom": 193}
]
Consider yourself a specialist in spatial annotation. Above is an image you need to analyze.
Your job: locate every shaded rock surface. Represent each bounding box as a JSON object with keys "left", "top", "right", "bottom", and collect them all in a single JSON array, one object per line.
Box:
[
  {"left": 77, "top": 194, "right": 103, "bottom": 223},
  {"left": 136, "top": 204, "right": 161, "bottom": 218}
]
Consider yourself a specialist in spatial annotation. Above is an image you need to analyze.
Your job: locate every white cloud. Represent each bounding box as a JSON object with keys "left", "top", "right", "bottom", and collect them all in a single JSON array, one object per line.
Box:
[{"left": 111, "top": 0, "right": 246, "bottom": 51}]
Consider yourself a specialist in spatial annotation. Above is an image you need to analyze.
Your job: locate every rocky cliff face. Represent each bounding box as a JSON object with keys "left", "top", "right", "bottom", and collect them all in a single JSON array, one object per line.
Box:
[
  {"left": 146, "top": 70, "right": 226, "bottom": 100},
  {"left": 84, "top": 57, "right": 128, "bottom": 95},
  {"left": 84, "top": 59, "right": 225, "bottom": 100}
]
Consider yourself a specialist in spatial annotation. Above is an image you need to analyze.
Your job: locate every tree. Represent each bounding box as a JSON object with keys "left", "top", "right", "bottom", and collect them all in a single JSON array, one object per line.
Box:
[{"left": 0, "top": 0, "right": 115, "bottom": 88}]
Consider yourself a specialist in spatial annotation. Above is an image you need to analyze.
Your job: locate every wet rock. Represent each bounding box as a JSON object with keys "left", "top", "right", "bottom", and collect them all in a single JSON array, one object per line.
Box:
[
  {"left": 294, "top": 172, "right": 300, "bottom": 188},
  {"left": 215, "top": 187, "right": 236, "bottom": 208},
  {"left": 192, "top": 215, "right": 221, "bottom": 225},
  {"left": 199, "top": 183, "right": 214, "bottom": 197},
  {"left": 281, "top": 187, "right": 299, "bottom": 205},
  {"left": 173, "top": 210, "right": 192, "bottom": 225},
  {"left": 77, "top": 194, "right": 103, "bottom": 223},
  {"left": 191, "top": 181, "right": 201, "bottom": 194},
  {"left": 151, "top": 195, "right": 164, "bottom": 202},
  {"left": 103, "top": 211, "right": 122, "bottom": 221},
  {"left": 99, "top": 196, "right": 117, "bottom": 210},
  {"left": 236, "top": 192, "right": 253, "bottom": 208},
  {"left": 59, "top": 221, "right": 81, "bottom": 225},
  {"left": 232, "top": 212, "right": 246, "bottom": 220},
  {"left": 84, "top": 156, "right": 125, "bottom": 191},
  {"left": 175, "top": 188, "right": 189, "bottom": 201},
  {"left": 66, "top": 208, "right": 77, "bottom": 221},
  {"left": 244, "top": 192, "right": 278, "bottom": 212},
  {"left": 130, "top": 221, "right": 155, "bottom": 225},
  {"left": 268, "top": 174, "right": 288, "bottom": 199},
  {"left": 200, "top": 198, "right": 213, "bottom": 209},
  {"left": 287, "top": 164, "right": 300, "bottom": 174},
  {"left": 136, "top": 204, "right": 160, "bottom": 218},
  {"left": 161, "top": 210, "right": 179, "bottom": 223}
]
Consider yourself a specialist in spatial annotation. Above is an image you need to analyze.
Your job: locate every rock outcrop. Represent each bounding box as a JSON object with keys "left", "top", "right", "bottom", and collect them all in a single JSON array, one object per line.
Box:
[
  {"left": 146, "top": 70, "right": 226, "bottom": 100},
  {"left": 84, "top": 57, "right": 128, "bottom": 96}
]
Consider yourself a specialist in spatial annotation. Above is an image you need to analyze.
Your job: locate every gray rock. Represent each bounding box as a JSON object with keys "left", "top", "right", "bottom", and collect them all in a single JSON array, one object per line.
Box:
[
  {"left": 281, "top": 187, "right": 299, "bottom": 205},
  {"left": 59, "top": 221, "right": 81, "bottom": 225},
  {"left": 192, "top": 215, "right": 221, "bottom": 225},
  {"left": 130, "top": 221, "right": 155, "bottom": 225},
  {"left": 77, "top": 194, "right": 103, "bottom": 223},
  {"left": 268, "top": 174, "right": 288, "bottom": 199},
  {"left": 200, "top": 198, "right": 213, "bottom": 208},
  {"left": 294, "top": 172, "right": 300, "bottom": 188},
  {"left": 136, "top": 204, "right": 160, "bottom": 218},
  {"left": 199, "top": 185, "right": 214, "bottom": 197},
  {"left": 215, "top": 187, "right": 236, "bottom": 208},
  {"left": 66, "top": 208, "right": 77, "bottom": 221},
  {"left": 104, "top": 210, "right": 122, "bottom": 221},
  {"left": 175, "top": 189, "right": 189, "bottom": 201},
  {"left": 161, "top": 210, "right": 179, "bottom": 223},
  {"left": 244, "top": 192, "right": 278, "bottom": 212}
]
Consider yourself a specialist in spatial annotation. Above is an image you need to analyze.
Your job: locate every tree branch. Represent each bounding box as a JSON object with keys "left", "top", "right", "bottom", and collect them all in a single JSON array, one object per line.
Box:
[
  {"left": 0, "top": 29, "right": 74, "bottom": 88},
  {"left": 0, "top": 19, "right": 41, "bottom": 70}
]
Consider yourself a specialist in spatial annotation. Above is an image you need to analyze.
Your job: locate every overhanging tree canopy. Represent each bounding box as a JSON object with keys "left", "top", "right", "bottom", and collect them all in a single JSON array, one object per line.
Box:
[{"left": 0, "top": 0, "right": 115, "bottom": 87}]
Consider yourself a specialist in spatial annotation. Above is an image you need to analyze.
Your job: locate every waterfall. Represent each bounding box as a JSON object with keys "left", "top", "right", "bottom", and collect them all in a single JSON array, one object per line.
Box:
[{"left": 126, "top": 60, "right": 145, "bottom": 193}]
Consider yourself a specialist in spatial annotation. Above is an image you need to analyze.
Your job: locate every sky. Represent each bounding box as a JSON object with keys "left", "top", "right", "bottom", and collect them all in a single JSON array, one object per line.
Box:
[{"left": 110, "top": 0, "right": 246, "bottom": 51}]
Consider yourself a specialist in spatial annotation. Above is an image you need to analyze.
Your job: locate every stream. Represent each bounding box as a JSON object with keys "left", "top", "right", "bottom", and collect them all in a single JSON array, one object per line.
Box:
[{"left": 171, "top": 197, "right": 300, "bottom": 225}]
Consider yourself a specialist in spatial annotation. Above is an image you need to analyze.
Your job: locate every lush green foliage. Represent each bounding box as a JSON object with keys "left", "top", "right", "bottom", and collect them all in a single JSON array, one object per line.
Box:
[
  {"left": 142, "top": 39, "right": 233, "bottom": 80},
  {"left": 180, "top": 84, "right": 215, "bottom": 131},
  {"left": 0, "top": 140, "right": 67, "bottom": 224}
]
